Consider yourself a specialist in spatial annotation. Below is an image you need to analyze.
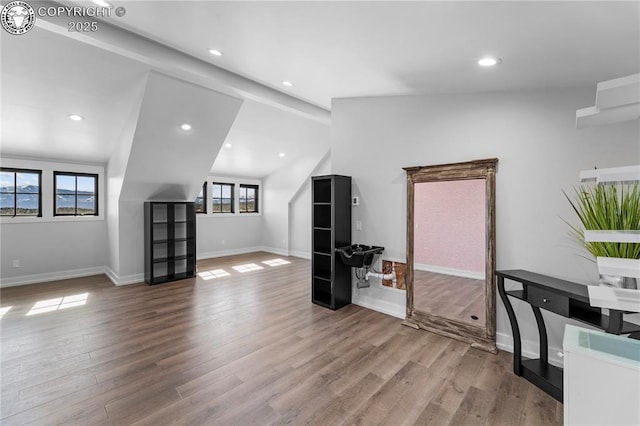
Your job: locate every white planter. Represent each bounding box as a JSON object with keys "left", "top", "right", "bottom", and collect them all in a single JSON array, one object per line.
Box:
[{"left": 579, "top": 165, "right": 640, "bottom": 183}]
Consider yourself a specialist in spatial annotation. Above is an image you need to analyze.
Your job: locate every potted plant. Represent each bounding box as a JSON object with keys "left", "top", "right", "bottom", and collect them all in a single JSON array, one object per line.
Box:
[{"left": 564, "top": 183, "right": 640, "bottom": 289}]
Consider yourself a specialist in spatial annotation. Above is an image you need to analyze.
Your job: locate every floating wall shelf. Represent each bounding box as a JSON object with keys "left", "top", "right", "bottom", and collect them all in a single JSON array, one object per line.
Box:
[
  {"left": 584, "top": 230, "right": 640, "bottom": 243},
  {"left": 579, "top": 165, "right": 640, "bottom": 184},
  {"left": 587, "top": 286, "right": 640, "bottom": 312},
  {"left": 576, "top": 73, "right": 640, "bottom": 129},
  {"left": 596, "top": 257, "right": 640, "bottom": 279}
]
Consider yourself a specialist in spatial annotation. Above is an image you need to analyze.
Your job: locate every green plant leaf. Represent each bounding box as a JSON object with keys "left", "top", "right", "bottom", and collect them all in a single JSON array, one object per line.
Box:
[{"left": 563, "top": 183, "right": 640, "bottom": 259}]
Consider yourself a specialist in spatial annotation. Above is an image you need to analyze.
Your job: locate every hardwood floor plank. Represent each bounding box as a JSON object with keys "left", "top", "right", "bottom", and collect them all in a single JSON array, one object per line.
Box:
[
  {"left": 132, "top": 373, "right": 244, "bottom": 426},
  {"left": 302, "top": 372, "right": 386, "bottom": 426},
  {"left": 519, "top": 383, "right": 562, "bottom": 426},
  {"left": 412, "top": 345, "right": 486, "bottom": 425},
  {"left": 102, "top": 380, "right": 182, "bottom": 425},
  {"left": 379, "top": 369, "right": 447, "bottom": 426},
  {"left": 414, "top": 401, "right": 453, "bottom": 426},
  {"left": 0, "top": 252, "right": 562, "bottom": 425},
  {"left": 448, "top": 385, "right": 497, "bottom": 426},
  {"left": 343, "top": 361, "right": 430, "bottom": 425}
]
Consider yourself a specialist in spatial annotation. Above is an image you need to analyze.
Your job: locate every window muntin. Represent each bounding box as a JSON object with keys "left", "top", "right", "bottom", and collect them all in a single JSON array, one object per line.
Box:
[
  {"left": 239, "top": 184, "right": 259, "bottom": 213},
  {"left": 195, "top": 182, "right": 207, "bottom": 214},
  {"left": 0, "top": 168, "right": 42, "bottom": 217},
  {"left": 54, "top": 172, "right": 98, "bottom": 216},
  {"left": 212, "top": 182, "right": 234, "bottom": 213}
]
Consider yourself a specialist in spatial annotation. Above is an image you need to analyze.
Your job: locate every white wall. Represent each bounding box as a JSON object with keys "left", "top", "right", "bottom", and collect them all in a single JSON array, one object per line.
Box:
[
  {"left": 0, "top": 158, "right": 107, "bottom": 286},
  {"left": 262, "top": 147, "right": 330, "bottom": 255},
  {"left": 107, "top": 72, "right": 243, "bottom": 283},
  {"left": 289, "top": 153, "right": 331, "bottom": 259},
  {"left": 105, "top": 74, "right": 147, "bottom": 282},
  {"left": 331, "top": 87, "right": 640, "bottom": 360},
  {"left": 196, "top": 175, "right": 263, "bottom": 258},
  {"left": 197, "top": 215, "right": 263, "bottom": 258}
]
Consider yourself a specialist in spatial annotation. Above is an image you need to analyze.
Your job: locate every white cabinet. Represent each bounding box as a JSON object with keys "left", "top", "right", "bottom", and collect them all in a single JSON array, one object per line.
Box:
[{"left": 563, "top": 325, "right": 640, "bottom": 426}]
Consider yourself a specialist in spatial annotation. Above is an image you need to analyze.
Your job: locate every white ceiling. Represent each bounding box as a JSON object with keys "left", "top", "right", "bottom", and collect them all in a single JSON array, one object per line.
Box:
[
  {"left": 1, "top": 1, "right": 639, "bottom": 177},
  {"left": 105, "top": 1, "right": 640, "bottom": 109},
  {"left": 1, "top": 27, "right": 149, "bottom": 164}
]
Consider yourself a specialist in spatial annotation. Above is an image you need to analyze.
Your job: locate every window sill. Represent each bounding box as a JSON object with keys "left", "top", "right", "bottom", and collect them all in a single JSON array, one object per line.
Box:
[
  {"left": 196, "top": 213, "right": 262, "bottom": 218},
  {"left": 0, "top": 215, "right": 104, "bottom": 224}
]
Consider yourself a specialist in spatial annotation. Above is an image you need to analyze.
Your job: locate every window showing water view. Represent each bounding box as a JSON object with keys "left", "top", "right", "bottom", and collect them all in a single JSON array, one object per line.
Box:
[
  {"left": 195, "top": 182, "right": 206, "bottom": 213},
  {"left": 239, "top": 184, "right": 258, "bottom": 213},
  {"left": 0, "top": 168, "right": 42, "bottom": 217},
  {"left": 212, "top": 182, "right": 234, "bottom": 213},
  {"left": 54, "top": 172, "right": 98, "bottom": 216}
]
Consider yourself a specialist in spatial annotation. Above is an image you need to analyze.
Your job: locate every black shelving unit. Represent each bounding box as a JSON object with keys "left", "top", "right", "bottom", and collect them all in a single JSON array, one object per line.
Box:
[
  {"left": 311, "top": 175, "right": 352, "bottom": 309},
  {"left": 144, "top": 201, "right": 196, "bottom": 285}
]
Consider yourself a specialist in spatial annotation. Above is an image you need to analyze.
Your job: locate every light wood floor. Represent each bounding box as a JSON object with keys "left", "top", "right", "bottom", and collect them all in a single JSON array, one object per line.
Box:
[
  {"left": 414, "top": 270, "right": 486, "bottom": 328},
  {"left": 0, "top": 252, "right": 562, "bottom": 425}
]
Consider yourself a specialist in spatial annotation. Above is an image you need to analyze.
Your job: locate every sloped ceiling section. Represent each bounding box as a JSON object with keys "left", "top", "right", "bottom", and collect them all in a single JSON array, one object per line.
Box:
[
  {"left": 0, "top": 27, "right": 150, "bottom": 163},
  {"left": 213, "top": 100, "right": 331, "bottom": 178},
  {"left": 120, "top": 71, "right": 243, "bottom": 201}
]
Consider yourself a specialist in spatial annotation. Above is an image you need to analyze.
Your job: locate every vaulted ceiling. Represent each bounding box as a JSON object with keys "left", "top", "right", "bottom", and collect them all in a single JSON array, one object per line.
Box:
[{"left": 1, "top": 1, "right": 638, "bottom": 177}]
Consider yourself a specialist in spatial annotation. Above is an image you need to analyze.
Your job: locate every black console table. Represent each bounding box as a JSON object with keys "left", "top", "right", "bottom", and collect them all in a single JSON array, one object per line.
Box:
[{"left": 496, "top": 269, "right": 640, "bottom": 402}]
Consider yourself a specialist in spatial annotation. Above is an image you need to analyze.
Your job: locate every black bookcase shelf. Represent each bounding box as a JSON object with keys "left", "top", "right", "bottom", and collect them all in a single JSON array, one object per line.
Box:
[
  {"left": 144, "top": 201, "right": 196, "bottom": 285},
  {"left": 311, "top": 175, "right": 352, "bottom": 310}
]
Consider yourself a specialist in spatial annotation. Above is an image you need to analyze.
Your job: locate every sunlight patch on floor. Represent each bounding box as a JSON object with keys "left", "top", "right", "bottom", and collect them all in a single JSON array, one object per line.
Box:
[
  {"left": 198, "top": 269, "right": 231, "bottom": 280},
  {"left": 0, "top": 306, "right": 12, "bottom": 318},
  {"left": 262, "top": 258, "right": 291, "bottom": 267},
  {"left": 26, "top": 293, "right": 88, "bottom": 316},
  {"left": 232, "top": 263, "right": 264, "bottom": 273}
]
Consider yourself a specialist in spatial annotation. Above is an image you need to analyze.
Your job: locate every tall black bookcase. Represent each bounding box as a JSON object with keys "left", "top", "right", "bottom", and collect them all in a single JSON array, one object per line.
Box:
[
  {"left": 311, "top": 175, "right": 352, "bottom": 309},
  {"left": 144, "top": 201, "right": 196, "bottom": 285}
]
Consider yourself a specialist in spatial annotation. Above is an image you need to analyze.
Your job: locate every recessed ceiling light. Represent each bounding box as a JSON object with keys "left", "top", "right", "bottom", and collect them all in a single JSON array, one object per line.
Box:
[
  {"left": 225, "top": 143, "right": 232, "bottom": 148},
  {"left": 478, "top": 57, "right": 502, "bottom": 67},
  {"left": 92, "top": 0, "right": 112, "bottom": 7},
  {"left": 68, "top": 114, "right": 84, "bottom": 121},
  {"left": 282, "top": 81, "right": 293, "bottom": 87},
  {"left": 180, "top": 123, "right": 192, "bottom": 131},
  {"left": 279, "top": 152, "right": 285, "bottom": 157},
  {"left": 208, "top": 49, "right": 222, "bottom": 57}
]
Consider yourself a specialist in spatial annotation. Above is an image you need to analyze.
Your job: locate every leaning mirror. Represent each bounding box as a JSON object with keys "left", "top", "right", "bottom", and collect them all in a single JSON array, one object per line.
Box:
[{"left": 403, "top": 158, "right": 498, "bottom": 353}]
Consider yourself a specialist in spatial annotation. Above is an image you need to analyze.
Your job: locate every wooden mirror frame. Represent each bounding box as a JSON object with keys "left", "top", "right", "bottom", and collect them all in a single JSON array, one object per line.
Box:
[{"left": 403, "top": 158, "right": 498, "bottom": 353}]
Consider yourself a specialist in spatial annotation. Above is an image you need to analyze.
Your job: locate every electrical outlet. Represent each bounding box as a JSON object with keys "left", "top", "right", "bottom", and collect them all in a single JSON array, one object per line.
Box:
[
  {"left": 352, "top": 196, "right": 359, "bottom": 206},
  {"left": 12, "top": 259, "right": 20, "bottom": 268}
]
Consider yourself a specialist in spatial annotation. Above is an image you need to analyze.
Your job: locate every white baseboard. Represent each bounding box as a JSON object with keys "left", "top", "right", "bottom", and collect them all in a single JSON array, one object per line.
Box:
[
  {"left": 352, "top": 294, "right": 406, "bottom": 319},
  {"left": 0, "top": 266, "right": 106, "bottom": 288},
  {"left": 197, "top": 246, "right": 264, "bottom": 260},
  {"left": 104, "top": 266, "right": 144, "bottom": 286},
  {"left": 496, "top": 331, "right": 564, "bottom": 367},
  {"left": 289, "top": 250, "right": 311, "bottom": 260},
  {"left": 258, "top": 246, "right": 290, "bottom": 257},
  {"left": 414, "top": 263, "right": 484, "bottom": 280},
  {"left": 197, "top": 246, "right": 311, "bottom": 261}
]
